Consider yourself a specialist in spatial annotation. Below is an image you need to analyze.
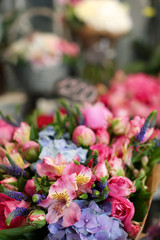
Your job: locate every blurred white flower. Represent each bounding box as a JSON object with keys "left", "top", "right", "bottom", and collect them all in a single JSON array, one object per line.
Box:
[{"left": 74, "top": 0, "right": 133, "bottom": 36}]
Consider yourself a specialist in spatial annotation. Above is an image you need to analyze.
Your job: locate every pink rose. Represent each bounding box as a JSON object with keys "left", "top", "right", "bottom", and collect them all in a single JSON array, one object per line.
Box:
[
  {"left": 109, "top": 193, "right": 135, "bottom": 232},
  {"left": 90, "top": 144, "right": 110, "bottom": 162},
  {"left": 0, "top": 193, "right": 29, "bottom": 230},
  {"left": 111, "top": 116, "right": 129, "bottom": 135},
  {"left": 95, "top": 128, "right": 110, "bottom": 145},
  {"left": 82, "top": 102, "right": 112, "bottom": 130},
  {"left": 24, "top": 179, "right": 37, "bottom": 197},
  {"left": 108, "top": 176, "right": 136, "bottom": 197},
  {"left": 72, "top": 125, "right": 96, "bottom": 147},
  {"left": 0, "top": 120, "right": 16, "bottom": 145}
]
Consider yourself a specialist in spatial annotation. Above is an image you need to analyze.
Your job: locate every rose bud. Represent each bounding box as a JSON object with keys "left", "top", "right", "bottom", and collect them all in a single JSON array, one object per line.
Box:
[
  {"left": 96, "top": 128, "right": 110, "bottom": 145},
  {"left": 27, "top": 210, "right": 46, "bottom": 228},
  {"left": 0, "top": 177, "right": 18, "bottom": 191},
  {"left": 23, "top": 141, "right": 39, "bottom": 162},
  {"left": 112, "top": 116, "right": 129, "bottom": 135},
  {"left": 72, "top": 125, "right": 96, "bottom": 147},
  {"left": 24, "top": 179, "right": 37, "bottom": 197}
]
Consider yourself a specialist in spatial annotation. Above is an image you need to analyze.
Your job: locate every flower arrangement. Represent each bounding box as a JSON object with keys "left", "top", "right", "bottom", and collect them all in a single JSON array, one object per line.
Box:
[
  {"left": 4, "top": 32, "right": 80, "bottom": 67},
  {"left": 0, "top": 101, "right": 160, "bottom": 240},
  {"left": 98, "top": 71, "right": 160, "bottom": 125},
  {"left": 65, "top": 0, "right": 133, "bottom": 39}
]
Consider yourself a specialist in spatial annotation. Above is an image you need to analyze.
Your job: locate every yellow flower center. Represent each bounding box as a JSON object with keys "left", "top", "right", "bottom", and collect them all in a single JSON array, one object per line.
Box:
[
  {"left": 76, "top": 173, "right": 90, "bottom": 185},
  {"left": 50, "top": 189, "right": 70, "bottom": 207}
]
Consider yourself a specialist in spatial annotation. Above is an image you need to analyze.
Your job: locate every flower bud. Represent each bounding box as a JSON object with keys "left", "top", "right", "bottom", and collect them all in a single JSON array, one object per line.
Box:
[
  {"left": 91, "top": 189, "right": 100, "bottom": 198},
  {"left": 23, "top": 141, "right": 39, "bottom": 162},
  {"left": 112, "top": 116, "right": 128, "bottom": 135},
  {"left": 24, "top": 179, "right": 36, "bottom": 197},
  {"left": 141, "top": 156, "right": 149, "bottom": 167},
  {"left": 32, "top": 194, "right": 46, "bottom": 204},
  {"left": 0, "top": 177, "right": 18, "bottom": 191},
  {"left": 96, "top": 128, "right": 110, "bottom": 145},
  {"left": 27, "top": 210, "right": 46, "bottom": 228},
  {"left": 133, "top": 169, "right": 139, "bottom": 177},
  {"left": 72, "top": 125, "right": 96, "bottom": 147}
]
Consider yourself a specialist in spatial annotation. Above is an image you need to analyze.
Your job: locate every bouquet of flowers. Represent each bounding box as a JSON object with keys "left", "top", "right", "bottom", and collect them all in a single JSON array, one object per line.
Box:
[
  {"left": 98, "top": 71, "right": 160, "bottom": 125},
  {"left": 0, "top": 101, "right": 160, "bottom": 240},
  {"left": 4, "top": 32, "right": 79, "bottom": 67}
]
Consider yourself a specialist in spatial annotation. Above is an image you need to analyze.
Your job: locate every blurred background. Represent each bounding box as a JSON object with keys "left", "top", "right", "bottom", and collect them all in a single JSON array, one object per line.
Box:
[{"left": 0, "top": 0, "right": 160, "bottom": 235}]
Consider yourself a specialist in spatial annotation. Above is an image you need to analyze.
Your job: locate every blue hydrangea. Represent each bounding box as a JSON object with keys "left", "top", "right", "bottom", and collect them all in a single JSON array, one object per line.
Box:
[
  {"left": 39, "top": 138, "right": 88, "bottom": 163},
  {"left": 46, "top": 201, "right": 128, "bottom": 240},
  {"left": 39, "top": 126, "right": 55, "bottom": 147}
]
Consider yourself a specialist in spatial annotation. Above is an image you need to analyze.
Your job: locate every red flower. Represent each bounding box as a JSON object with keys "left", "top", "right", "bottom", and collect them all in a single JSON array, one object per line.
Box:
[{"left": 37, "top": 115, "right": 54, "bottom": 129}]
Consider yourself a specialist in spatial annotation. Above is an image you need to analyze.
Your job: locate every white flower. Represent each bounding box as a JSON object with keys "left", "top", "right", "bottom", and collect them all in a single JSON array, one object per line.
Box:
[{"left": 74, "top": 0, "right": 133, "bottom": 35}]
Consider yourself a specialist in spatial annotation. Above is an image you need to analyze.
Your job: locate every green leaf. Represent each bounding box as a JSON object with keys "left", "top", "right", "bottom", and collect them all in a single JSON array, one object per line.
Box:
[
  {"left": 0, "top": 225, "right": 37, "bottom": 239},
  {"left": 17, "top": 175, "right": 27, "bottom": 192},
  {"left": 30, "top": 125, "right": 38, "bottom": 141},
  {"left": 34, "top": 175, "right": 41, "bottom": 192}
]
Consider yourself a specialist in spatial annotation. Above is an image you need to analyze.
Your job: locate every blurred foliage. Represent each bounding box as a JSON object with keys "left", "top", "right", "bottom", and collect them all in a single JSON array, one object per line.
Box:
[{"left": 124, "top": 40, "right": 160, "bottom": 75}]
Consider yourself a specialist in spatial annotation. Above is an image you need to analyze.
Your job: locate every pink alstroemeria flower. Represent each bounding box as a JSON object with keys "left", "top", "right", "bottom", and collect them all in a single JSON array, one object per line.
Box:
[
  {"left": 0, "top": 119, "right": 16, "bottom": 145},
  {"left": 39, "top": 174, "right": 81, "bottom": 227},
  {"left": 13, "top": 122, "right": 31, "bottom": 146},
  {"left": 37, "top": 154, "right": 68, "bottom": 180},
  {"left": 63, "top": 162, "right": 95, "bottom": 194}
]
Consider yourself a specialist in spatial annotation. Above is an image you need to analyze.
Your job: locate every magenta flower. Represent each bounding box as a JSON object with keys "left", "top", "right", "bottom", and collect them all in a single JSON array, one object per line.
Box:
[{"left": 82, "top": 103, "right": 112, "bottom": 130}]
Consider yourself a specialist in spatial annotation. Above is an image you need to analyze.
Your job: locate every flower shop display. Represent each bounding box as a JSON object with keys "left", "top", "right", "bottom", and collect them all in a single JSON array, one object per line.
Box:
[
  {"left": 65, "top": 0, "right": 133, "bottom": 42},
  {"left": 98, "top": 71, "right": 160, "bottom": 125},
  {"left": 0, "top": 101, "right": 160, "bottom": 240},
  {"left": 4, "top": 32, "right": 80, "bottom": 94}
]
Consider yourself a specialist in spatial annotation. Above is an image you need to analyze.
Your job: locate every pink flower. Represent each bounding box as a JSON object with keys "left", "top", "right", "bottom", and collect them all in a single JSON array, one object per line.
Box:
[
  {"left": 93, "top": 161, "right": 108, "bottom": 180},
  {"left": 0, "top": 120, "right": 16, "bottom": 145},
  {"left": 126, "top": 116, "right": 153, "bottom": 142},
  {"left": 13, "top": 122, "right": 31, "bottom": 145},
  {"left": 22, "top": 141, "right": 39, "bottom": 162},
  {"left": 39, "top": 174, "right": 81, "bottom": 227},
  {"left": 90, "top": 144, "right": 110, "bottom": 162},
  {"left": 82, "top": 102, "right": 112, "bottom": 130},
  {"left": 95, "top": 128, "right": 110, "bottom": 145},
  {"left": 0, "top": 177, "right": 18, "bottom": 191},
  {"left": 24, "top": 179, "right": 37, "bottom": 197},
  {"left": 0, "top": 193, "right": 29, "bottom": 230},
  {"left": 129, "top": 222, "right": 141, "bottom": 239},
  {"left": 108, "top": 176, "right": 136, "bottom": 197},
  {"left": 107, "top": 156, "right": 125, "bottom": 177},
  {"left": 108, "top": 193, "right": 135, "bottom": 232},
  {"left": 58, "top": 40, "right": 80, "bottom": 57},
  {"left": 37, "top": 154, "right": 68, "bottom": 180},
  {"left": 111, "top": 116, "right": 129, "bottom": 135},
  {"left": 72, "top": 125, "right": 96, "bottom": 147},
  {"left": 63, "top": 162, "right": 95, "bottom": 193}
]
